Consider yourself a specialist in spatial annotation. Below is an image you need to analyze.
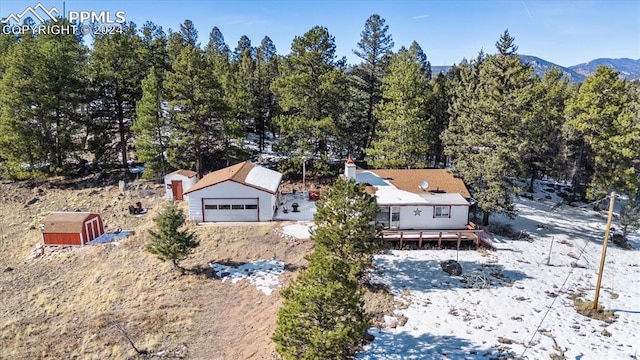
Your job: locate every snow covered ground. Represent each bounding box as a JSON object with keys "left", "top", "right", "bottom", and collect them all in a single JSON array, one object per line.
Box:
[
  {"left": 210, "top": 260, "right": 285, "bottom": 295},
  {"left": 87, "top": 230, "right": 134, "bottom": 245},
  {"left": 281, "top": 223, "right": 314, "bottom": 239},
  {"left": 358, "top": 182, "right": 640, "bottom": 360},
  {"left": 274, "top": 193, "right": 317, "bottom": 221}
]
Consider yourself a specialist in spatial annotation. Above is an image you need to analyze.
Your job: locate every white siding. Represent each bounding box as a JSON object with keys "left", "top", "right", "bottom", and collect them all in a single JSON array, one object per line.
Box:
[
  {"left": 187, "top": 180, "right": 277, "bottom": 222},
  {"left": 164, "top": 174, "right": 197, "bottom": 200},
  {"left": 397, "top": 205, "right": 469, "bottom": 230}
]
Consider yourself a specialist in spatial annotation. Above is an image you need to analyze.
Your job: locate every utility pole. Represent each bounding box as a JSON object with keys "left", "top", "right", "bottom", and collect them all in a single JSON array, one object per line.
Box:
[{"left": 593, "top": 191, "right": 615, "bottom": 309}]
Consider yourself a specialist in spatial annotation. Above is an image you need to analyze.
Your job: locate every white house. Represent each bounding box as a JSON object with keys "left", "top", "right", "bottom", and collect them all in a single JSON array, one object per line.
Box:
[
  {"left": 184, "top": 162, "right": 282, "bottom": 222},
  {"left": 345, "top": 159, "right": 471, "bottom": 230},
  {"left": 164, "top": 169, "right": 198, "bottom": 201}
]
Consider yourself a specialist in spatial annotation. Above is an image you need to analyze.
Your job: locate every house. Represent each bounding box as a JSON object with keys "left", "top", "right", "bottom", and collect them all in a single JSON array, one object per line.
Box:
[
  {"left": 164, "top": 169, "right": 197, "bottom": 201},
  {"left": 345, "top": 160, "right": 471, "bottom": 230},
  {"left": 41, "top": 212, "right": 104, "bottom": 246},
  {"left": 184, "top": 162, "right": 282, "bottom": 223}
]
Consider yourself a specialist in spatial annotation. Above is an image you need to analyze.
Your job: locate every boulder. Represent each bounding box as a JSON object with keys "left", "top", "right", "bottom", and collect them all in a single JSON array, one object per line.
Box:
[{"left": 440, "top": 260, "right": 462, "bottom": 276}]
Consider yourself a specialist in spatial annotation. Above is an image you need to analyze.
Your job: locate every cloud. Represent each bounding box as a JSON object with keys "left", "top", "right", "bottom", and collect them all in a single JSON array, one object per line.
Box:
[
  {"left": 411, "top": 14, "right": 429, "bottom": 19},
  {"left": 521, "top": 1, "right": 532, "bottom": 18}
]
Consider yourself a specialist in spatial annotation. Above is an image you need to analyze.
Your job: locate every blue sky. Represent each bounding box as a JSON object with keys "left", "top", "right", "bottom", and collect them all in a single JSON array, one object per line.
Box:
[{"left": 1, "top": 0, "right": 639, "bottom": 66}]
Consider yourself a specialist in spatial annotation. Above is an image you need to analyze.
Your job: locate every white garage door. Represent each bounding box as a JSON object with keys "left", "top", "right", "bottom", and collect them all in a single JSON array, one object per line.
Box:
[{"left": 203, "top": 198, "right": 259, "bottom": 222}]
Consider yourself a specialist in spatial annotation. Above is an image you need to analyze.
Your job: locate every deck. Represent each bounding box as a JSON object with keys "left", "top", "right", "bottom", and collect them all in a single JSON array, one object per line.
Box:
[{"left": 381, "top": 227, "right": 494, "bottom": 249}]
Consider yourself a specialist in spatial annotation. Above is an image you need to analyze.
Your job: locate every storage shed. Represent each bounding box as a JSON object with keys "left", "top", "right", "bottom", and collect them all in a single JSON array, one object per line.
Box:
[
  {"left": 42, "top": 212, "right": 104, "bottom": 246},
  {"left": 184, "top": 162, "right": 282, "bottom": 223},
  {"left": 165, "top": 169, "right": 198, "bottom": 201}
]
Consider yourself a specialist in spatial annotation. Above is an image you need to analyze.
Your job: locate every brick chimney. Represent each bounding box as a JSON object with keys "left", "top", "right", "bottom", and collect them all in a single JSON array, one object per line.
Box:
[{"left": 345, "top": 157, "right": 356, "bottom": 181}]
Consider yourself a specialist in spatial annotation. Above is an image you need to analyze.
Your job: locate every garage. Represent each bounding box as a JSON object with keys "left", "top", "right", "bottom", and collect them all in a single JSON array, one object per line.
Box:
[
  {"left": 185, "top": 161, "right": 282, "bottom": 223},
  {"left": 203, "top": 198, "right": 259, "bottom": 222}
]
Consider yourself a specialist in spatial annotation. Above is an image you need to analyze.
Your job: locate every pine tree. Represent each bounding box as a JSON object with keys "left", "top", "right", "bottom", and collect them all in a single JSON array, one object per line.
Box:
[
  {"left": 443, "top": 30, "right": 533, "bottom": 225},
  {"left": 312, "top": 177, "right": 381, "bottom": 274},
  {"left": 86, "top": 22, "right": 145, "bottom": 165},
  {"left": 271, "top": 26, "right": 349, "bottom": 157},
  {"left": 272, "top": 252, "right": 370, "bottom": 360},
  {"left": 368, "top": 47, "right": 430, "bottom": 168},
  {"left": 147, "top": 202, "right": 199, "bottom": 273},
  {"left": 132, "top": 67, "right": 169, "bottom": 178},
  {"left": 254, "top": 36, "right": 280, "bottom": 151},
  {"left": 565, "top": 66, "right": 639, "bottom": 200},
  {"left": 520, "top": 66, "right": 569, "bottom": 191},
  {"left": 165, "top": 30, "right": 223, "bottom": 177},
  {"left": 0, "top": 21, "right": 86, "bottom": 177},
  {"left": 349, "top": 14, "right": 394, "bottom": 157}
]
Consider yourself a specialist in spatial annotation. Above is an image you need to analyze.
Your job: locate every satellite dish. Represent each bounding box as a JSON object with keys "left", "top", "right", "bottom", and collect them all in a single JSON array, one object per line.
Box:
[{"left": 419, "top": 180, "right": 429, "bottom": 191}]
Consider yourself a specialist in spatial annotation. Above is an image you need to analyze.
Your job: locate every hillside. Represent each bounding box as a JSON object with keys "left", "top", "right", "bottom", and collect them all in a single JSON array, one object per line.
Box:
[
  {"left": 432, "top": 56, "right": 640, "bottom": 82},
  {"left": 570, "top": 58, "right": 640, "bottom": 80},
  {"left": 0, "top": 175, "right": 312, "bottom": 359}
]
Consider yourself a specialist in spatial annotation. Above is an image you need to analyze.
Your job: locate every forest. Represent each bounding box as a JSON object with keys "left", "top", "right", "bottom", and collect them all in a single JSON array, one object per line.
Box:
[{"left": 0, "top": 14, "right": 639, "bottom": 223}]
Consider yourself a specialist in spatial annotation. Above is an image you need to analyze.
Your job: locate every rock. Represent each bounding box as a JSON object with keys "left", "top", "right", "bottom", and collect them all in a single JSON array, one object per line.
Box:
[
  {"left": 4, "top": 267, "right": 13, "bottom": 272},
  {"left": 440, "top": 259, "right": 462, "bottom": 276},
  {"left": 25, "top": 197, "right": 38, "bottom": 206},
  {"left": 398, "top": 314, "right": 408, "bottom": 326},
  {"left": 363, "top": 332, "right": 375, "bottom": 342},
  {"left": 118, "top": 180, "right": 126, "bottom": 193}
]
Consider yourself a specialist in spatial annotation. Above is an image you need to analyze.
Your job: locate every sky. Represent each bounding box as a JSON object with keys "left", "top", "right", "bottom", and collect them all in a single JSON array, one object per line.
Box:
[{"left": 1, "top": 0, "right": 639, "bottom": 67}]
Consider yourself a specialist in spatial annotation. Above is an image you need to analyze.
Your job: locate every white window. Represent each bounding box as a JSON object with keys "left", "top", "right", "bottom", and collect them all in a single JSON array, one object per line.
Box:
[{"left": 434, "top": 206, "right": 450, "bottom": 218}]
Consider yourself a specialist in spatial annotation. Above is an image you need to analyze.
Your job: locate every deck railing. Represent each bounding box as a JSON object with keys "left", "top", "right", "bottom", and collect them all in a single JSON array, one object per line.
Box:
[{"left": 380, "top": 229, "right": 493, "bottom": 249}]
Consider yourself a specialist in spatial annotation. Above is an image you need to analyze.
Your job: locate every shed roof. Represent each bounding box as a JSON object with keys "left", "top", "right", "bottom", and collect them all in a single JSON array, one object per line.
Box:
[
  {"left": 166, "top": 169, "right": 197, "bottom": 178},
  {"left": 357, "top": 169, "right": 470, "bottom": 198},
  {"left": 184, "top": 162, "right": 282, "bottom": 195},
  {"left": 42, "top": 212, "right": 100, "bottom": 233}
]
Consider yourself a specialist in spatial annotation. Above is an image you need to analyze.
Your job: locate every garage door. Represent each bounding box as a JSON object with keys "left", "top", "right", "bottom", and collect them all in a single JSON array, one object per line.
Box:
[{"left": 203, "top": 198, "right": 259, "bottom": 222}]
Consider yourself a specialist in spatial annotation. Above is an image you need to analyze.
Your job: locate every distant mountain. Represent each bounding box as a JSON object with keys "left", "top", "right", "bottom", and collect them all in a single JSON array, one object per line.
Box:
[
  {"left": 518, "top": 55, "right": 586, "bottom": 83},
  {"left": 431, "top": 56, "right": 640, "bottom": 82},
  {"left": 570, "top": 58, "right": 640, "bottom": 80}
]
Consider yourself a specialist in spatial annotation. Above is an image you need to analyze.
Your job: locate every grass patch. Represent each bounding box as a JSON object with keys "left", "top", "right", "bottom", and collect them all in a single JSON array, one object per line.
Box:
[{"left": 572, "top": 296, "right": 618, "bottom": 324}]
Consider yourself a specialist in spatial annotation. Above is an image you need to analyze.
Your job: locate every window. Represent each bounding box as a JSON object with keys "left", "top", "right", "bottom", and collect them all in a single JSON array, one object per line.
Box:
[
  {"left": 219, "top": 205, "right": 231, "bottom": 210},
  {"left": 232, "top": 204, "right": 244, "bottom": 210},
  {"left": 246, "top": 204, "right": 258, "bottom": 210},
  {"left": 434, "top": 206, "right": 450, "bottom": 218},
  {"left": 204, "top": 204, "right": 218, "bottom": 210}
]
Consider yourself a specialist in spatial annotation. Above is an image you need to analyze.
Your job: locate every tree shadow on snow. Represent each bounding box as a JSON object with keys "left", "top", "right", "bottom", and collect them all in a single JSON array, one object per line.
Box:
[
  {"left": 358, "top": 329, "right": 517, "bottom": 360},
  {"left": 372, "top": 258, "right": 533, "bottom": 292}
]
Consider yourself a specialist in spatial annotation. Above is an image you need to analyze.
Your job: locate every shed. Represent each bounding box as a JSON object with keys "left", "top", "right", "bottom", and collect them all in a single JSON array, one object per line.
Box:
[
  {"left": 165, "top": 169, "right": 198, "bottom": 201},
  {"left": 184, "top": 162, "right": 282, "bottom": 223},
  {"left": 42, "top": 212, "right": 104, "bottom": 246}
]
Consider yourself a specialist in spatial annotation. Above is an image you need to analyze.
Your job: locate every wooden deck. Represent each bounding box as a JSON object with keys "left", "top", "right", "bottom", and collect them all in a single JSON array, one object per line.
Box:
[{"left": 381, "top": 228, "right": 494, "bottom": 249}]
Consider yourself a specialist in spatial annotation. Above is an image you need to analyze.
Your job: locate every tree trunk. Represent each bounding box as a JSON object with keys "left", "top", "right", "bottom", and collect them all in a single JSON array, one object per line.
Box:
[{"left": 482, "top": 211, "right": 490, "bottom": 226}]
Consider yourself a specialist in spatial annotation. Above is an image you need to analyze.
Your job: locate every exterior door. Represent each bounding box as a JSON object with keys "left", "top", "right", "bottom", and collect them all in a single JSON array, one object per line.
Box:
[{"left": 172, "top": 180, "right": 184, "bottom": 201}]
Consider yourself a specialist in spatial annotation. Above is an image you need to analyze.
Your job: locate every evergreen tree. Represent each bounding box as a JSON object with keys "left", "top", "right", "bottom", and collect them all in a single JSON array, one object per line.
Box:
[
  {"left": 368, "top": 47, "right": 430, "bottom": 168},
  {"left": 254, "top": 36, "right": 280, "bottom": 151},
  {"left": 272, "top": 252, "right": 369, "bottom": 360},
  {"left": 619, "top": 203, "right": 640, "bottom": 238},
  {"left": 271, "top": 26, "right": 349, "bottom": 157},
  {"left": 86, "top": 22, "right": 145, "bottom": 165},
  {"left": 165, "top": 32, "right": 224, "bottom": 177},
  {"left": 443, "top": 30, "right": 533, "bottom": 225},
  {"left": 273, "top": 177, "right": 377, "bottom": 359},
  {"left": 520, "top": 66, "right": 569, "bottom": 191},
  {"left": 565, "top": 66, "right": 639, "bottom": 200},
  {"left": 428, "top": 71, "right": 454, "bottom": 167},
  {"left": 312, "top": 177, "right": 381, "bottom": 274},
  {"left": 147, "top": 202, "right": 199, "bottom": 273},
  {"left": 349, "top": 14, "right": 394, "bottom": 157},
  {"left": 132, "top": 67, "right": 169, "bottom": 178},
  {"left": 0, "top": 22, "right": 86, "bottom": 177}
]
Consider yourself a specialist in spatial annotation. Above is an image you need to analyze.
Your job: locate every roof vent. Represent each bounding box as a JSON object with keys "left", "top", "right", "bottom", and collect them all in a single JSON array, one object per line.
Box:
[{"left": 419, "top": 180, "right": 429, "bottom": 191}]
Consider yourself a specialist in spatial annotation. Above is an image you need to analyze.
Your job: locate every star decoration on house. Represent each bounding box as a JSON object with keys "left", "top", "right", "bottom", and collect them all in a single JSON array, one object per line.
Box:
[{"left": 413, "top": 208, "right": 422, "bottom": 216}]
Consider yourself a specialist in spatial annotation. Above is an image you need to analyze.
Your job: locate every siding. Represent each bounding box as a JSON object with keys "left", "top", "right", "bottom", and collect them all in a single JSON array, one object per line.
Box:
[
  {"left": 398, "top": 205, "right": 469, "bottom": 230},
  {"left": 187, "top": 180, "right": 276, "bottom": 222}
]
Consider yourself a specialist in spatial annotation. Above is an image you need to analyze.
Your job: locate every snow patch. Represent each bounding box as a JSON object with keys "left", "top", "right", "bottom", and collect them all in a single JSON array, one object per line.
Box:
[{"left": 210, "top": 259, "right": 285, "bottom": 295}]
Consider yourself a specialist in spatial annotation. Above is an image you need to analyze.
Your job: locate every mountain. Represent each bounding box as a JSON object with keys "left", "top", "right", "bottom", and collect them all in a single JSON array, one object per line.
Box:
[
  {"left": 518, "top": 55, "right": 586, "bottom": 82},
  {"left": 570, "top": 58, "right": 640, "bottom": 80},
  {"left": 431, "top": 56, "right": 640, "bottom": 82}
]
